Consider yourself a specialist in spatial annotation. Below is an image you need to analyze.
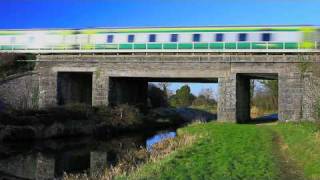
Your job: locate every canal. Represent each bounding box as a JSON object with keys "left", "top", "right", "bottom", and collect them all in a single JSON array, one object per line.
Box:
[{"left": 0, "top": 128, "right": 177, "bottom": 179}]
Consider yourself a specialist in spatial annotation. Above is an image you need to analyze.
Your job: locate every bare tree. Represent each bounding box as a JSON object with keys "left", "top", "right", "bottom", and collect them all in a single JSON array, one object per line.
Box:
[
  {"left": 157, "top": 82, "right": 171, "bottom": 98},
  {"left": 199, "top": 88, "right": 215, "bottom": 100}
]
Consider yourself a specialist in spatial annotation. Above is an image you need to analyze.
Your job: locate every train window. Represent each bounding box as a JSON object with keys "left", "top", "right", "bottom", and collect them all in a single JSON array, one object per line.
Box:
[
  {"left": 171, "top": 34, "right": 178, "bottom": 42},
  {"left": 107, "top": 35, "right": 114, "bottom": 43},
  {"left": 193, "top": 34, "right": 201, "bottom": 42},
  {"left": 215, "top": 34, "right": 224, "bottom": 42},
  {"left": 261, "top": 33, "right": 272, "bottom": 41},
  {"left": 128, "top": 35, "right": 135, "bottom": 43},
  {"left": 149, "top": 34, "right": 156, "bottom": 42},
  {"left": 238, "top": 33, "right": 247, "bottom": 41}
]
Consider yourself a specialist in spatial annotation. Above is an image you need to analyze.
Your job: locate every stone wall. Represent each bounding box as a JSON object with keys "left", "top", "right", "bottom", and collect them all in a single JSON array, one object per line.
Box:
[
  {"left": 12, "top": 54, "right": 319, "bottom": 122},
  {"left": 0, "top": 72, "right": 39, "bottom": 110}
]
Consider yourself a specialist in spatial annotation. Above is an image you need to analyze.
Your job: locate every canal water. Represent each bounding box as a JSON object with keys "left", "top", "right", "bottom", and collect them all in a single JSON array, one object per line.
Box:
[{"left": 0, "top": 129, "right": 177, "bottom": 180}]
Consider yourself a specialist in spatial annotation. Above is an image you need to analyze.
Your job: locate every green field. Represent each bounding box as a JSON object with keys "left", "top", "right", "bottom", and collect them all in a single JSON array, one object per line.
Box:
[{"left": 124, "top": 122, "right": 320, "bottom": 180}]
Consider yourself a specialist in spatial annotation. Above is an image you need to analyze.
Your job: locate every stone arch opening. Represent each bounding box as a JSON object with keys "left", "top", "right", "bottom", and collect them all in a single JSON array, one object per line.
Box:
[
  {"left": 236, "top": 73, "right": 278, "bottom": 123},
  {"left": 57, "top": 72, "right": 93, "bottom": 106},
  {"left": 108, "top": 77, "right": 219, "bottom": 120}
]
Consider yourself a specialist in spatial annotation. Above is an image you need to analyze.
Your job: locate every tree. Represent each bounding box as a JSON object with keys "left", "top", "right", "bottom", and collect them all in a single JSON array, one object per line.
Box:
[
  {"left": 148, "top": 84, "right": 168, "bottom": 108},
  {"left": 199, "top": 88, "right": 215, "bottom": 100},
  {"left": 157, "top": 82, "right": 171, "bottom": 98},
  {"left": 259, "top": 80, "right": 278, "bottom": 109},
  {"left": 169, "top": 85, "right": 195, "bottom": 107}
]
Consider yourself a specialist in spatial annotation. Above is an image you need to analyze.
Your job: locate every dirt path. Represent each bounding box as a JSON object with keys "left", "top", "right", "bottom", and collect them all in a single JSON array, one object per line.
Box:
[{"left": 271, "top": 130, "right": 306, "bottom": 180}]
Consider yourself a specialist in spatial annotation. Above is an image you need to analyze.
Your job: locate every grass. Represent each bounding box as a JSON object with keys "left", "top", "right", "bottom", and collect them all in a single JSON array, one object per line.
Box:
[
  {"left": 64, "top": 122, "right": 320, "bottom": 180},
  {"left": 124, "top": 122, "right": 320, "bottom": 180},
  {"left": 270, "top": 122, "right": 320, "bottom": 180},
  {"left": 126, "top": 123, "right": 279, "bottom": 180},
  {"left": 64, "top": 133, "right": 197, "bottom": 180},
  {"left": 189, "top": 104, "right": 217, "bottom": 114}
]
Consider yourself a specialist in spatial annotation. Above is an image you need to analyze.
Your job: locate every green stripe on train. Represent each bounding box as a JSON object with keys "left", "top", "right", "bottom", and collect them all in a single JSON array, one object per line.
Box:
[
  {"left": 95, "top": 44, "right": 118, "bottom": 49},
  {"left": 134, "top": 44, "right": 147, "bottom": 49},
  {"left": 0, "top": 43, "right": 302, "bottom": 51},
  {"left": 163, "top": 44, "right": 178, "bottom": 49},
  {"left": 147, "top": 44, "right": 162, "bottom": 49},
  {"left": 119, "top": 44, "right": 133, "bottom": 49},
  {"left": 194, "top": 43, "right": 209, "bottom": 49}
]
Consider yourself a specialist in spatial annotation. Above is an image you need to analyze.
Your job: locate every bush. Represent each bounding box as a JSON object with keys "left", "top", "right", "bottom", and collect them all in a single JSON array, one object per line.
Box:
[
  {"left": 169, "top": 85, "right": 195, "bottom": 108},
  {"left": 0, "top": 53, "right": 35, "bottom": 78},
  {"left": 148, "top": 85, "right": 168, "bottom": 108},
  {"left": 96, "top": 104, "right": 143, "bottom": 128}
]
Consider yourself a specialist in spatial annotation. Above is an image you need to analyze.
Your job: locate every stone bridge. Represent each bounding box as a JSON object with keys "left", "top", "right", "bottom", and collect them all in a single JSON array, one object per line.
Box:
[{"left": 1, "top": 54, "right": 318, "bottom": 123}]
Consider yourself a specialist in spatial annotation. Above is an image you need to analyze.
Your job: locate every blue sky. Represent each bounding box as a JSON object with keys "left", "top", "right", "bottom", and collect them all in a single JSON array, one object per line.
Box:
[
  {"left": 1, "top": 0, "right": 318, "bottom": 96},
  {"left": 1, "top": 0, "right": 319, "bottom": 29}
]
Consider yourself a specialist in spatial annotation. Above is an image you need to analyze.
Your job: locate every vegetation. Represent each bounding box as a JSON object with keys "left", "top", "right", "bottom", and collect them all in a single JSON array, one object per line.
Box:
[
  {"left": 127, "top": 123, "right": 279, "bottom": 180},
  {"left": 0, "top": 104, "right": 147, "bottom": 130},
  {"left": 63, "top": 133, "right": 197, "bottom": 180},
  {"left": 166, "top": 85, "right": 217, "bottom": 114},
  {"left": 148, "top": 84, "right": 168, "bottom": 108},
  {"left": 271, "top": 123, "right": 320, "bottom": 179},
  {"left": 169, "top": 85, "right": 196, "bottom": 108},
  {"left": 95, "top": 104, "right": 143, "bottom": 128},
  {"left": 75, "top": 122, "right": 319, "bottom": 180},
  {"left": 251, "top": 80, "right": 278, "bottom": 118},
  {"left": 0, "top": 53, "right": 35, "bottom": 79}
]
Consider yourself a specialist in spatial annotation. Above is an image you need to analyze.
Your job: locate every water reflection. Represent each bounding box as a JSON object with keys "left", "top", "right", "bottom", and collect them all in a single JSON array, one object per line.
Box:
[
  {"left": 146, "top": 131, "right": 176, "bottom": 151},
  {"left": 0, "top": 129, "right": 177, "bottom": 179},
  {"left": 249, "top": 113, "right": 278, "bottom": 124}
]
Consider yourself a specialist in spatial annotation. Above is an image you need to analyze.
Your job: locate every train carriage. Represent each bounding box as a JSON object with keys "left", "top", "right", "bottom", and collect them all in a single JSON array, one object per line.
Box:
[{"left": 0, "top": 25, "right": 319, "bottom": 53}]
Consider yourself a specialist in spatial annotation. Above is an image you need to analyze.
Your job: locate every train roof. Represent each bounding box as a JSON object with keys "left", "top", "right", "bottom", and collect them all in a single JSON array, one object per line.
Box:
[{"left": 0, "top": 25, "right": 317, "bottom": 35}]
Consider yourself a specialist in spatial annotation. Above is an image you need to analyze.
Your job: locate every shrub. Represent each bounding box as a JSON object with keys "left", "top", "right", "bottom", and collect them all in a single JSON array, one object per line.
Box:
[
  {"left": 0, "top": 53, "right": 35, "bottom": 78},
  {"left": 63, "top": 133, "right": 196, "bottom": 180},
  {"left": 95, "top": 104, "right": 143, "bottom": 128}
]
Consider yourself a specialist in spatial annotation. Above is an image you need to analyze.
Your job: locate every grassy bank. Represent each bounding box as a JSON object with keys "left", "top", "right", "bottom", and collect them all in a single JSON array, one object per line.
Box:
[
  {"left": 271, "top": 123, "right": 320, "bottom": 180},
  {"left": 122, "top": 122, "right": 320, "bottom": 180},
  {"left": 126, "top": 123, "right": 279, "bottom": 180},
  {"left": 63, "top": 122, "right": 320, "bottom": 180}
]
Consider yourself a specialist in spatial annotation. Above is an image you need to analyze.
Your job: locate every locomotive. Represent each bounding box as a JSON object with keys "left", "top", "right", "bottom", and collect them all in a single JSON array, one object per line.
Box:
[{"left": 0, "top": 25, "right": 319, "bottom": 53}]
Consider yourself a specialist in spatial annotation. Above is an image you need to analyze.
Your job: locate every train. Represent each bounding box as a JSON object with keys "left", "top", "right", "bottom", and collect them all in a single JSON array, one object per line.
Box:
[{"left": 0, "top": 25, "right": 319, "bottom": 53}]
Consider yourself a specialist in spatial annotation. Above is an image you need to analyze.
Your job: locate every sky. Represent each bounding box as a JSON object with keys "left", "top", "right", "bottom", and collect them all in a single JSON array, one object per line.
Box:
[
  {"left": 1, "top": 0, "right": 319, "bottom": 29},
  {"left": 1, "top": 0, "right": 318, "bottom": 96}
]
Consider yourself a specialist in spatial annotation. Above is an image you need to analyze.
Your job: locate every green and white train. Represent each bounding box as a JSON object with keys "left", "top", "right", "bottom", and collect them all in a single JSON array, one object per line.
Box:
[{"left": 0, "top": 25, "right": 319, "bottom": 53}]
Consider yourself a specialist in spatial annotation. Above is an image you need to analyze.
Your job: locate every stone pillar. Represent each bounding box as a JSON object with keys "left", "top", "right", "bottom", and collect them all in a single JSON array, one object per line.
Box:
[
  {"left": 236, "top": 75, "right": 251, "bottom": 123},
  {"left": 278, "top": 72, "right": 303, "bottom": 121},
  {"left": 35, "top": 153, "right": 55, "bottom": 180},
  {"left": 90, "top": 151, "right": 107, "bottom": 176},
  {"left": 92, "top": 69, "right": 109, "bottom": 106},
  {"left": 302, "top": 73, "right": 317, "bottom": 120},
  {"left": 218, "top": 75, "right": 237, "bottom": 122},
  {"left": 38, "top": 65, "right": 58, "bottom": 109}
]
